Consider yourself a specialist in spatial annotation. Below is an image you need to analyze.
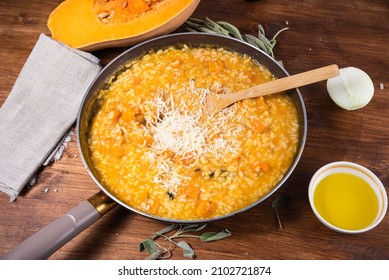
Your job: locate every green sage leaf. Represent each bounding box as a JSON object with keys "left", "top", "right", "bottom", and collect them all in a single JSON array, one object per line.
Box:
[
  {"left": 258, "top": 24, "right": 271, "bottom": 44},
  {"left": 204, "top": 17, "right": 225, "bottom": 34},
  {"left": 217, "top": 21, "right": 244, "bottom": 40},
  {"left": 138, "top": 239, "right": 161, "bottom": 255},
  {"left": 198, "top": 26, "right": 217, "bottom": 33},
  {"left": 176, "top": 241, "right": 195, "bottom": 259},
  {"left": 186, "top": 27, "right": 199, "bottom": 32},
  {"left": 242, "top": 34, "right": 268, "bottom": 52},
  {"left": 200, "top": 229, "right": 232, "bottom": 242},
  {"left": 186, "top": 18, "right": 288, "bottom": 59},
  {"left": 187, "top": 17, "right": 206, "bottom": 25},
  {"left": 151, "top": 224, "right": 178, "bottom": 240}
]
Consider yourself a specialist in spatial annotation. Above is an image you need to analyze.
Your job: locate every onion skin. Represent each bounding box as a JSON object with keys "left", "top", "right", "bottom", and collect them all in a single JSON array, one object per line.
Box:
[{"left": 326, "top": 67, "right": 374, "bottom": 110}]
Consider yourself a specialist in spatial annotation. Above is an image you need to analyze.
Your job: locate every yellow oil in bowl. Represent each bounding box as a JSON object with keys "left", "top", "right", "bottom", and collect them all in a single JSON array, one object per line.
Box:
[{"left": 313, "top": 172, "right": 379, "bottom": 231}]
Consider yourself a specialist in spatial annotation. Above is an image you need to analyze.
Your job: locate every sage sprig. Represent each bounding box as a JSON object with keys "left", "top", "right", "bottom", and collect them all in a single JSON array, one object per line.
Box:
[
  {"left": 186, "top": 17, "right": 289, "bottom": 58},
  {"left": 139, "top": 224, "right": 231, "bottom": 260},
  {"left": 271, "top": 193, "right": 291, "bottom": 231}
]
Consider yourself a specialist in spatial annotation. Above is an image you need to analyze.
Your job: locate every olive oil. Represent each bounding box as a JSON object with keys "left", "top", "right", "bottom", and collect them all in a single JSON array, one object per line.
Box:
[{"left": 313, "top": 172, "right": 379, "bottom": 230}]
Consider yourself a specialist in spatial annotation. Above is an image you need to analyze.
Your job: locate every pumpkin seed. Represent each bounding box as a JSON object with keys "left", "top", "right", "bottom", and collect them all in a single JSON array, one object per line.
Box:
[{"left": 98, "top": 11, "right": 110, "bottom": 19}]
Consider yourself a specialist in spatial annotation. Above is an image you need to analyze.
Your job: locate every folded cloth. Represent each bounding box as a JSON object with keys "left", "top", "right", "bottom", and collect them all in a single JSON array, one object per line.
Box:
[{"left": 0, "top": 33, "right": 102, "bottom": 201}]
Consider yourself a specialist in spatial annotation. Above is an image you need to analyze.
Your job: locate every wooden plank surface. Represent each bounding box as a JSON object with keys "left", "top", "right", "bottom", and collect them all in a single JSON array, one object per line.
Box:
[{"left": 0, "top": 0, "right": 388, "bottom": 260}]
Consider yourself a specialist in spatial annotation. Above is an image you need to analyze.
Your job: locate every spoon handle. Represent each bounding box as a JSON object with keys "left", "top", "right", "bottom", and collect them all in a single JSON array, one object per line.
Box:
[{"left": 224, "top": 64, "right": 339, "bottom": 104}]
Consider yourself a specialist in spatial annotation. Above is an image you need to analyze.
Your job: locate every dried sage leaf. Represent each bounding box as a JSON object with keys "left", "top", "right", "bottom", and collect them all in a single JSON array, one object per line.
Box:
[
  {"left": 272, "top": 193, "right": 291, "bottom": 208},
  {"left": 200, "top": 229, "right": 232, "bottom": 242},
  {"left": 176, "top": 241, "right": 195, "bottom": 259},
  {"left": 146, "top": 251, "right": 163, "bottom": 260},
  {"left": 271, "top": 193, "right": 291, "bottom": 231},
  {"left": 139, "top": 224, "right": 232, "bottom": 259},
  {"left": 151, "top": 224, "right": 178, "bottom": 240},
  {"left": 181, "top": 224, "right": 207, "bottom": 233},
  {"left": 139, "top": 239, "right": 161, "bottom": 255}
]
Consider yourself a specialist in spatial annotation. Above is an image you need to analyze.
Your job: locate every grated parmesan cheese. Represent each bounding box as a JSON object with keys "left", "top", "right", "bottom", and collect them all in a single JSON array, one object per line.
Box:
[
  {"left": 143, "top": 82, "right": 242, "bottom": 192},
  {"left": 150, "top": 94, "right": 207, "bottom": 160}
]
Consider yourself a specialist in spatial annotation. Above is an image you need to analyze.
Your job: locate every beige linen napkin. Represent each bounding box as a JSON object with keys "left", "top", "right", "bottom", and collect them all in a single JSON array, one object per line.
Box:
[{"left": 0, "top": 33, "right": 102, "bottom": 201}]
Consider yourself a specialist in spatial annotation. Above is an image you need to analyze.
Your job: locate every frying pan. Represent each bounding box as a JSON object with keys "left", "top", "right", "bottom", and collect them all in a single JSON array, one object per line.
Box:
[{"left": 2, "top": 33, "right": 307, "bottom": 259}]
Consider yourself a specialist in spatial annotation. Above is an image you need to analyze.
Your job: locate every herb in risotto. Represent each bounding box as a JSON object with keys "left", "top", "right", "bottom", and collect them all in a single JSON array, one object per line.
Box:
[{"left": 88, "top": 45, "right": 299, "bottom": 220}]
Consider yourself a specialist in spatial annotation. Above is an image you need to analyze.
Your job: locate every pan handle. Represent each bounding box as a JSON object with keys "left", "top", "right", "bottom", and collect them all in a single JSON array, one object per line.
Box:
[{"left": 1, "top": 191, "right": 117, "bottom": 260}]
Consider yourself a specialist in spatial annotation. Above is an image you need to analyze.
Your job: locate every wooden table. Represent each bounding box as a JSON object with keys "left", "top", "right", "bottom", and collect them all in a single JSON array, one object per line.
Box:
[{"left": 1, "top": 0, "right": 388, "bottom": 260}]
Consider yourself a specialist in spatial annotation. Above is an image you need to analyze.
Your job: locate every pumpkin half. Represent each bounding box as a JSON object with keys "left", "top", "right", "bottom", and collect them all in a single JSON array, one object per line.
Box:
[{"left": 47, "top": 0, "right": 200, "bottom": 51}]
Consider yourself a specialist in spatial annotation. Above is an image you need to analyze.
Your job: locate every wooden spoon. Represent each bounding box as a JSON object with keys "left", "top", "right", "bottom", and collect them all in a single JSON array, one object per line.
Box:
[{"left": 204, "top": 64, "right": 339, "bottom": 115}]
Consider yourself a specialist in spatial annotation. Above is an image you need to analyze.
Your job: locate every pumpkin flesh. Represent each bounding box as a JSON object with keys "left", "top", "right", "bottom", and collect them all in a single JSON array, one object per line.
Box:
[{"left": 48, "top": 0, "right": 199, "bottom": 51}]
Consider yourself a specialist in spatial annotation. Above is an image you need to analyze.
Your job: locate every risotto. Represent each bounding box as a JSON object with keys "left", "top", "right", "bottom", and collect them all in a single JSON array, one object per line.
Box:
[{"left": 88, "top": 45, "right": 299, "bottom": 220}]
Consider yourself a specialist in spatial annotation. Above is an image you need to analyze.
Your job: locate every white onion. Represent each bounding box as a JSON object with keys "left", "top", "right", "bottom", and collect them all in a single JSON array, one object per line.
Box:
[{"left": 326, "top": 67, "right": 374, "bottom": 110}]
